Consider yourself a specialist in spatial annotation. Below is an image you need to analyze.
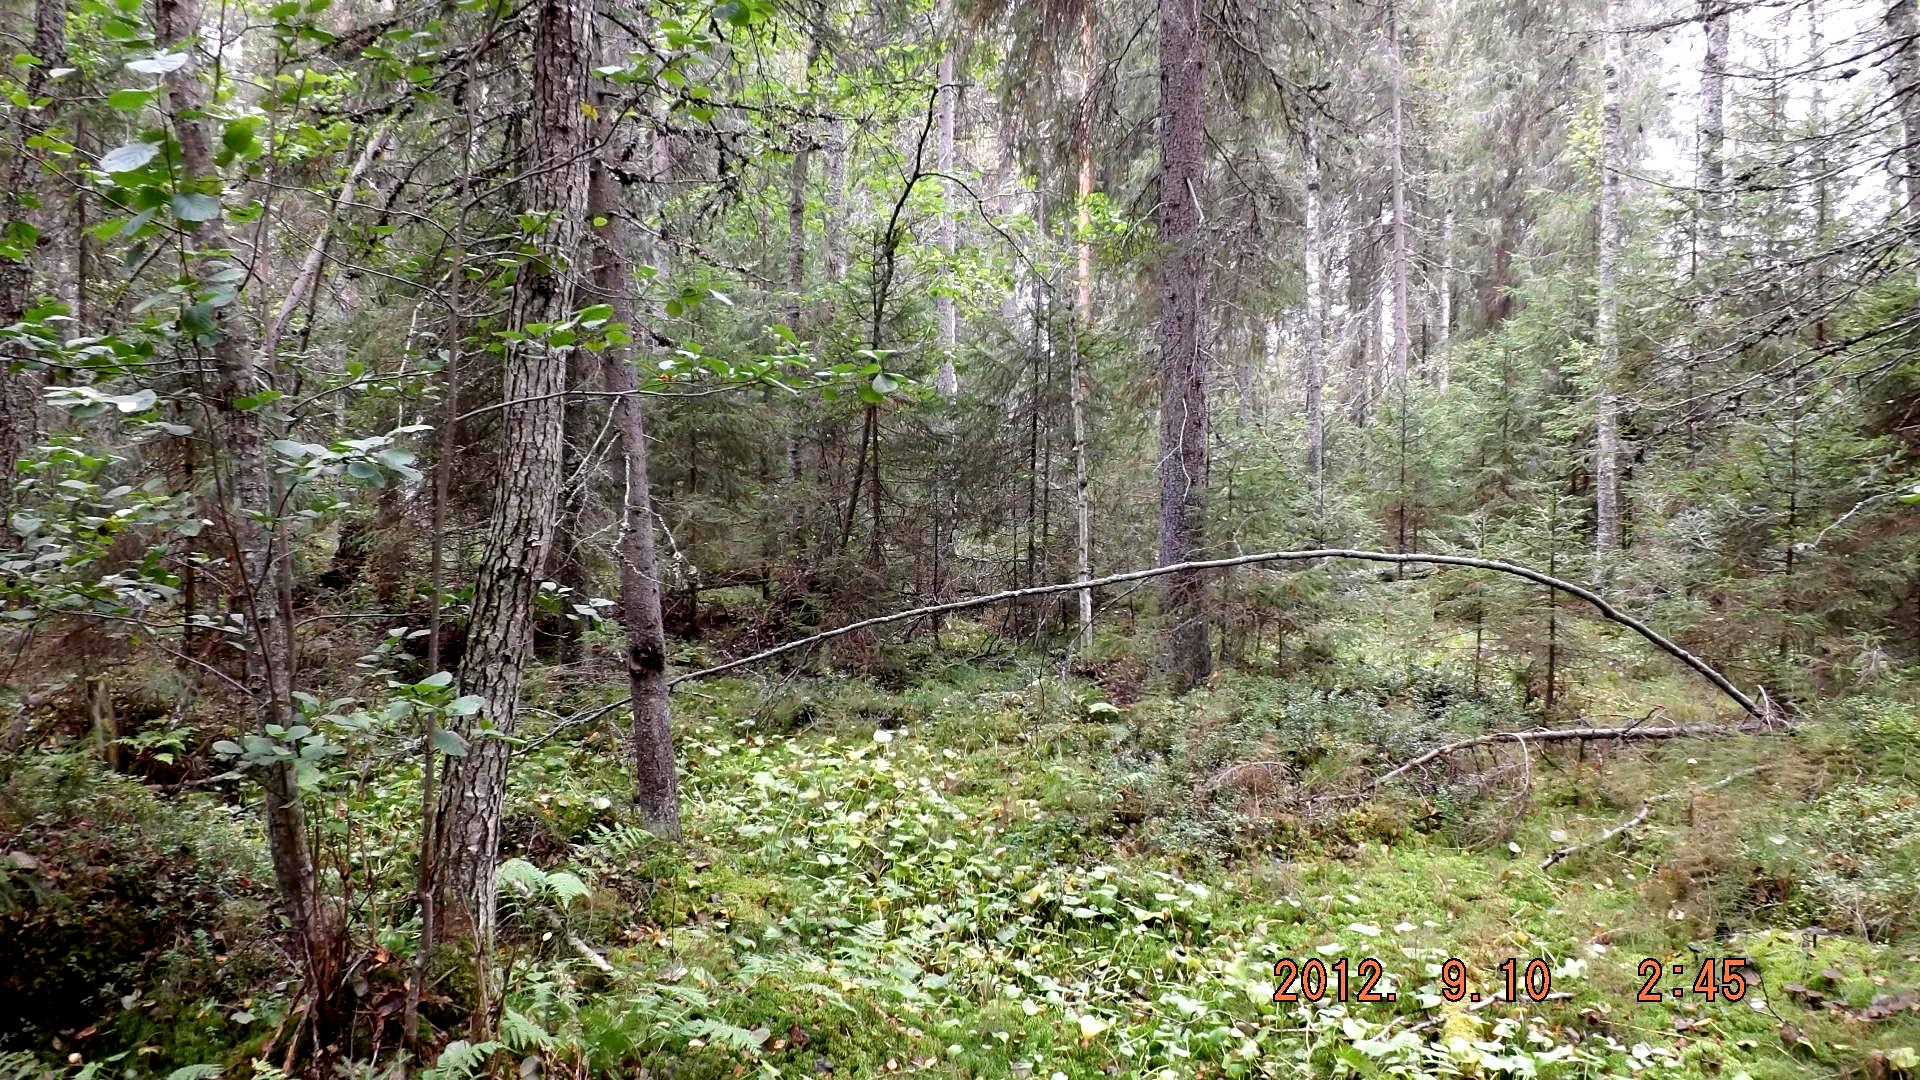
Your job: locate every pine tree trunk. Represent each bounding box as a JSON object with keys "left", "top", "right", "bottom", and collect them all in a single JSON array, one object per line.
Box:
[
  {"left": 589, "top": 30, "right": 679, "bottom": 840},
  {"left": 1303, "top": 122, "right": 1327, "bottom": 512},
  {"left": 1593, "top": 0, "right": 1624, "bottom": 558},
  {"left": 154, "top": 0, "right": 340, "bottom": 1028},
  {"left": 1155, "top": 0, "right": 1211, "bottom": 690},
  {"left": 435, "top": 0, "right": 592, "bottom": 937}
]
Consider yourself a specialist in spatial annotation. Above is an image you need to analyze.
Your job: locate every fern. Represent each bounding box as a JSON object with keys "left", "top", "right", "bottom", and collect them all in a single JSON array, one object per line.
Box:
[
  {"left": 420, "top": 1040, "right": 504, "bottom": 1080},
  {"left": 498, "top": 1008, "right": 554, "bottom": 1053},
  {"left": 676, "top": 1018, "right": 769, "bottom": 1053},
  {"left": 0, "top": 1051, "right": 44, "bottom": 1080},
  {"left": 586, "top": 822, "right": 655, "bottom": 862}
]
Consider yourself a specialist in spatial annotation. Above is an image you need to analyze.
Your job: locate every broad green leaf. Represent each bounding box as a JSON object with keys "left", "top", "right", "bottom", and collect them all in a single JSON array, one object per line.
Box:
[
  {"left": 99, "top": 141, "right": 160, "bottom": 172},
  {"left": 171, "top": 192, "right": 221, "bottom": 222},
  {"left": 106, "top": 87, "right": 156, "bottom": 110}
]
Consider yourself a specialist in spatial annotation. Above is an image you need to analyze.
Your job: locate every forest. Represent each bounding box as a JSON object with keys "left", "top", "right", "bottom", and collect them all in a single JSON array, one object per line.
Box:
[{"left": 0, "top": 0, "right": 1917, "bottom": 1074}]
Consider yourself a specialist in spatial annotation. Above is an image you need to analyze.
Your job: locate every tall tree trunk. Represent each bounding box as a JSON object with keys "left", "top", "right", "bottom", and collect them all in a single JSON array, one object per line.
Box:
[
  {"left": 1303, "top": 122, "right": 1327, "bottom": 513},
  {"left": 1069, "top": 0, "right": 1096, "bottom": 648},
  {"left": 1593, "top": 0, "right": 1624, "bottom": 558},
  {"left": 1433, "top": 203, "right": 1452, "bottom": 390},
  {"left": 1155, "top": 0, "right": 1211, "bottom": 690},
  {"left": 0, "top": 0, "right": 65, "bottom": 516},
  {"left": 933, "top": 0, "right": 959, "bottom": 399},
  {"left": 435, "top": 0, "right": 592, "bottom": 938},
  {"left": 154, "top": 0, "right": 341, "bottom": 1030},
  {"left": 590, "top": 23, "right": 680, "bottom": 841},
  {"left": 1387, "top": 0, "right": 1410, "bottom": 390},
  {"left": 1698, "top": 0, "right": 1729, "bottom": 262},
  {"left": 1887, "top": 0, "right": 1920, "bottom": 293}
]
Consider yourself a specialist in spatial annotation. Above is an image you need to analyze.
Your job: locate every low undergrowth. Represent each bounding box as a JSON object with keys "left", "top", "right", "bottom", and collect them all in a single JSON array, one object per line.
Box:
[{"left": 4, "top": 634, "right": 1918, "bottom": 1079}]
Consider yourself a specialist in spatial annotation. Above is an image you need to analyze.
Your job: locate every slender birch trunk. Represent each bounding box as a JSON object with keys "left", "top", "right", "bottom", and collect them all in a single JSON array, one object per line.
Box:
[
  {"left": 1069, "top": 0, "right": 1096, "bottom": 648},
  {"left": 1303, "top": 122, "right": 1327, "bottom": 513}
]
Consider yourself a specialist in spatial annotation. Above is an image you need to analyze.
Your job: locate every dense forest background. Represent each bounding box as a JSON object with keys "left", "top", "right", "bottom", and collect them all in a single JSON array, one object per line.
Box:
[{"left": 1, "top": 0, "right": 1918, "bottom": 1075}]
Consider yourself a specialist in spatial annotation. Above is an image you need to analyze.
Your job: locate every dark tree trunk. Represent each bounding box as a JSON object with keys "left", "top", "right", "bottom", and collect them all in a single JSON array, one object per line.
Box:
[
  {"left": 589, "top": 18, "right": 681, "bottom": 841},
  {"left": 1154, "top": 0, "right": 1211, "bottom": 690},
  {"left": 435, "top": 0, "right": 592, "bottom": 938},
  {"left": 155, "top": 0, "right": 343, "bottom": 1037}
]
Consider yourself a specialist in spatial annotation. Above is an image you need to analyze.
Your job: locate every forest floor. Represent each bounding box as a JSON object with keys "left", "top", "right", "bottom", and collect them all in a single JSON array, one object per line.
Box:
[{"left": 5, "top": 595, "right": 1920, "bottom": 1079}]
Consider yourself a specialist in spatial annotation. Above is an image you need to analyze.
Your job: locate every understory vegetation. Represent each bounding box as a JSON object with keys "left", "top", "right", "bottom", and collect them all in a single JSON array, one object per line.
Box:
[{"left": 6, "top": 587, "right": 1919, "bottom": 1079}]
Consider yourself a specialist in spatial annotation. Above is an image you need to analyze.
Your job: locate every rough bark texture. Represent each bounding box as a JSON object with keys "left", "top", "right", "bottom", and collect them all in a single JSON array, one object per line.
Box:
[
  {"left": 155, "top": 0, "right": 340, "bottom": 1023},
  {"left": 1155, "top": 0, "right": 1211, "bottom": 689},
  {"left": 1303, "top": 123, "right": 1326, "bottom": 510},
  {"left": 435, "top": 0, "right": 591, "bottom": 934},
  {"left": 588, "top": 44, "right": 680, "bottom": 841},
  {"left": 1593, "top": 0, "right": 1624, "bottom": 558},
  {"left": 0, "top": 0, "right": 65, "bottom": 511}
]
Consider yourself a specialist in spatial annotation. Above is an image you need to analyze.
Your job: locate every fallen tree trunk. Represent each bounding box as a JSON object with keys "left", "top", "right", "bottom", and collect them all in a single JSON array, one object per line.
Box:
[{"left": 667, "top": 548, "right": 1764, "bottom": 717}]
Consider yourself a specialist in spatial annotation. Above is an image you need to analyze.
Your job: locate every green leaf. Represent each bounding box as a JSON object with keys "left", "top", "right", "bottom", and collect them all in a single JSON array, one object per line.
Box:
[
  {"left": 106, "top": 87, "right": 156, "bottom": 110},
  {"left": 419, "top": 671, "right": 454, "bottom": 689},
  {"left": 431, "top": 729, "right": 468, "bottom": 757},
  {"left": 211, "top": 739, "right": 242, "bottom": 756},
  {"left": 99, "top": 141, "right": 160, "bottom": 172},
  {"left": 447, "top": 695, "right": 484, "bottom": 716},
  {"left": 870, "top": 372, "right": 898, "bottom": 394},
  {"left": 231, "top": 389, "right": 283, "bottom": 411},
  {"left": 171, "top": 192, "right": 221, "bottom": 222}
]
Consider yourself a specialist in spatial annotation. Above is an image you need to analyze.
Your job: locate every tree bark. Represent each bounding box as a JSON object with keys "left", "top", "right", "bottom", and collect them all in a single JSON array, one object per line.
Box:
[
  {"left": 1593, "top": 0, "right": 1624, "bottom": 559},
  {"left": 435, "top": 0, "right": 592, "bottom": 937},
  {"left": 933, "top": 0, "right": 959, "bottom": 400},
  {"left": 1387, "top": 0, "right": 1410, "bottom": 390},
  {"left": 154, "top": 0, "right": 341, "bottom": 1029},
  {"left": 1697, "top": 0, "right": 1728, "bottom": 262},
  {"left": 590, "top": 24, "right": 680, "bottom": 841},
  {"left": 1887, "top": 0, "right": 1920, "bottom": 225},
  {"left": 1069, "top": 0, "right": 1096, "bottom": 648},
  {"left": 0, "top": 0, "right": 65, "bottom": 516},
  {"left": 1303, "top": 121, "right": 1326, "bottom": 513},
  {"left": 1154, "top": 0, "right": 1211, "bottom": 690}
]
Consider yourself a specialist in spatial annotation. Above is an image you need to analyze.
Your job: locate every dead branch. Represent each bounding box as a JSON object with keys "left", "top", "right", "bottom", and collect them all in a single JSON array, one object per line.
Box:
[
  {"left": 665, "top": 548, "right": 1767, "bottom": 717},
  {"left": 1538, "top": 764, "right": 1773, "bottom": 870},
  {"left": 1370, "top": 724, "right": 1750, "bottom": 790}
]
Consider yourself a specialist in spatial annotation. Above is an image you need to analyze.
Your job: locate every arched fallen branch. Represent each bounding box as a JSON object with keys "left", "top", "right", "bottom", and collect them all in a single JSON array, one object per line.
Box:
[{"left": 664, "top": 548, "right": 1763, "bottom": 717}]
